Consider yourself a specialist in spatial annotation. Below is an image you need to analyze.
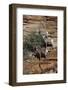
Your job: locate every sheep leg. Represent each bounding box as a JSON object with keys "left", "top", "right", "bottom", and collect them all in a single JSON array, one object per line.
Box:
[{"left": 38, "top": 53, "right": 44, "bottom": 74}]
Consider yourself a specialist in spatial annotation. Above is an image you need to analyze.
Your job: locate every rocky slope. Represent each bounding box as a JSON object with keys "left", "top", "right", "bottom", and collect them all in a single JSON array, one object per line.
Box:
[{"left": 23, "top": 15, "right": 57, "bottom": 74}]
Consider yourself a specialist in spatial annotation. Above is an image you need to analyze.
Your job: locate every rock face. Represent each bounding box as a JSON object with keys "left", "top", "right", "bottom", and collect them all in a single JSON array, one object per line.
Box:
[
  {"left": 23, "top": 59, "right": 57, "bottom": 74},
  {"left": 23, "top": 15, "right": 57, "bottom": 74},
  {"left": 23, "top": 15, "right": 57, "bottom": 38}
]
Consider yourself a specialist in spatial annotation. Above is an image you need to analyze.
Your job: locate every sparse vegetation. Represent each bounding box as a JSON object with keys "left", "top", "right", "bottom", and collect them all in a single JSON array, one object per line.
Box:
[{"left": 23, "top": 31, "right": 46, "bottom": 61}]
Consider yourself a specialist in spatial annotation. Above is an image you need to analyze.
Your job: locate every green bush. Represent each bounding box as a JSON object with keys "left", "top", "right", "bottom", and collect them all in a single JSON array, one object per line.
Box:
[
  {"left": 23, "top": 31, "right": 45, "bottom": 52},
  {"left": 23, "top": 31, "right": 46, "bottom": 61}
]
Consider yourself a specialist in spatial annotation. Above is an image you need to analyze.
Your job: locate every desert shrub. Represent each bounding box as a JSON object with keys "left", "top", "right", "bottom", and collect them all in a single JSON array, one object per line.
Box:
[
  {"left": 23, "top": 31, "right": 45, "bottom": 60},
  {"left": 23, "top": 31, "right": 45, "bottom": 50}
]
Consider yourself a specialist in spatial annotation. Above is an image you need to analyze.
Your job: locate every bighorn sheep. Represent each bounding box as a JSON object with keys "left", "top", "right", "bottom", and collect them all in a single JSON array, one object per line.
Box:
[{"left": 32, "top": 47, "right": 48, "bottom": 60}]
